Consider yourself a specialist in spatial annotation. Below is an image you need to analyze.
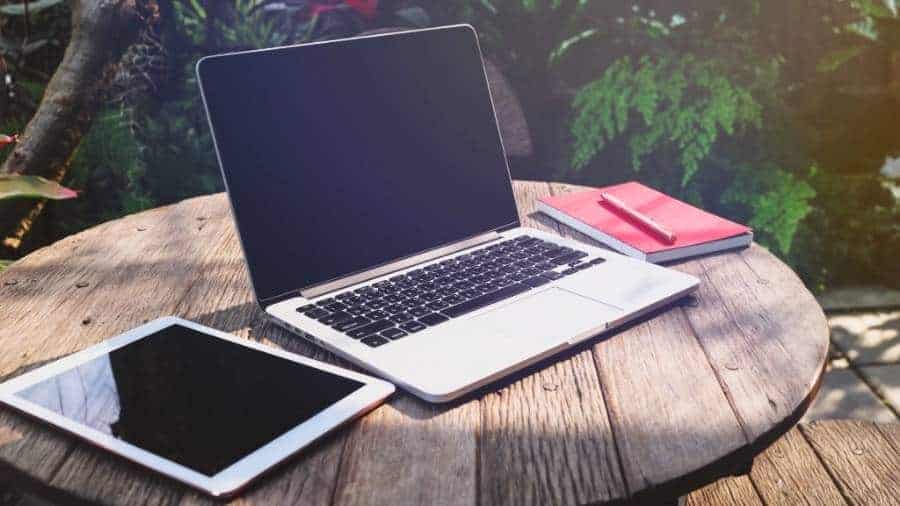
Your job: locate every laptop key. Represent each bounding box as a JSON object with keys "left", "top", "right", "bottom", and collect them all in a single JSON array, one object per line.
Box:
[
  {"left": 366, "top": 299, "right": 388, "bottom": 309},
  {"left": 444, "top": 294, "right": 465, "bottom": 305},
  {"left": 319, "top": 311, "right": 352, "bottom": 325},
  {"left": 410, "top": 306, "right": 430, "bottom": 317},
  {"left": 347, "top": 319, "right": 395, "bottom": 339},
  {"left": 400, "top": 321, "right": 427, "bottom": 333},
  {"left": 522, "top": 276, "right": 551, "bottom": 288},
  {"left": 390, "top": 313, "right": 414, "bottom": 323},
  {"left": 419, "top": 313, "right": 449, "bottom": 326},
  {"left": 443, "top": 283, "right": 531, "bottom": 318},
  {"left": 552, "top": 251, "right": 588, "bottom": 265},
  {"left": 333, "top": 316, "right": 371, "bottom": 331},
  {"left": 539, "top": 271, "right": 562, "bottom": 280},
  {"left": 296, "top": 304, "right": 316, "bottom": 314},
  {"left": 304, "top": 308, "right": 330, "bottom": 319},
  {"left": 361, "top": 336, "right": 390, "bottom": 347},
  {"left": 323, "top": 302, "right": 346, "bottom": 312},
  {"left": 381, "top": 327, "right": 408, "bottom": 340},
  {"left": 364, "top": 311, "right": 388, "bottom": 320},
  {"left": 316, "top": 297, "right": 336, "bottom": 306},
  {"left": 427, "top": 300, "right": 450, "bottom": 310}
]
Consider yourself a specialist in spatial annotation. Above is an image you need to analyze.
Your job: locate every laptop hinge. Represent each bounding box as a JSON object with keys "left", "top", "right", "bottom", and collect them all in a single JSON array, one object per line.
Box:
[{"left": 299, "top": 230, "right": 504, "bottom": 299}]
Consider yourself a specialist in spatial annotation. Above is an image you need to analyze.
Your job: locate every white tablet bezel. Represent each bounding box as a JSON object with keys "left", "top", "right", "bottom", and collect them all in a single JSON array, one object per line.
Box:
[{"left": 0, "top": 316, "right": 394, "bottom": 498}]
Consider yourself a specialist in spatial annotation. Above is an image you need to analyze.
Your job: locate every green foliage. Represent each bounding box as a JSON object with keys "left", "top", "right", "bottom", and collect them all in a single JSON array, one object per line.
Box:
[
  {"left": 571, "top": 54, "right": 762, "bottom": 186},
  {"left": 723, "top": 167, "right": 816, "bottom": 254},
  {"left": 62, "top": 109, "right": 152, "bottom": 228}
]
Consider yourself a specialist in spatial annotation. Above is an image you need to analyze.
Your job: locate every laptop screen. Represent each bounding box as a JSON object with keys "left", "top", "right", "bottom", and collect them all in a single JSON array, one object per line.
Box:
[{"left": 198, "top": 26, "right": 519, "bottom": 302}]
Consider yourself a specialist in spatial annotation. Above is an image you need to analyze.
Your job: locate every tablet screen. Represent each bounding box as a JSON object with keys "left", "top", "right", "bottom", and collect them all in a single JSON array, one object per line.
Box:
[{"left": 12, "top": 324, "right": 363, "bottom": 476}]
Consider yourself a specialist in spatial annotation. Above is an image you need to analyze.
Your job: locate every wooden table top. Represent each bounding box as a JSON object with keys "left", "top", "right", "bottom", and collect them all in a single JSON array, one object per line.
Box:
[{"left": 0, "top": 181, "right": 829, "bottom": 505}]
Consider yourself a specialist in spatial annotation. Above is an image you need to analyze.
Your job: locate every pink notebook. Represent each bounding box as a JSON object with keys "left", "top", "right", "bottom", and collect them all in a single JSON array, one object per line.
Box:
[{"left": 537, "top": 181, "right": 752, "bottom": 263}]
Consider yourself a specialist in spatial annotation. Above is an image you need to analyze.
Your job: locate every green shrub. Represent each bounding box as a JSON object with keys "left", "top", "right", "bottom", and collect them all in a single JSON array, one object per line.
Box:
[{"left": 571, "top": 54, "right": 763, "bottom": 186}]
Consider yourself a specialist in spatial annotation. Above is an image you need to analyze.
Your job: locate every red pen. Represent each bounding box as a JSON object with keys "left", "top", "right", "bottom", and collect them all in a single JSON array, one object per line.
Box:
[{"left": 599, "top": 192, "right": 677, "bottom": 244}]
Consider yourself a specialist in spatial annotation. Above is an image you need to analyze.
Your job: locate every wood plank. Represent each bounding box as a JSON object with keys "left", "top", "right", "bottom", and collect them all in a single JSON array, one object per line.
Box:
[
  {"left": 677, "top": 251, "right": 828, "bottom": 442},
  {"left": 49, "top": 444, "right": 186, "bottom": 505},
  {"left": 685, "top": 475, "right": 763, "bottom": 506},
  {"left": 331, "top": 397, "right": 478, "bottom": 506},
  {"left": 0, "top": 410, "right": 73, "bottom": 483},
  {"left": 800, "top": 420, "right": 900, "bottom": 504},
  {"left": 590, "top": 304, "right": 747, "bottom": 495},
  {"left": 748, "top": 427, "right": 846, "bottom": 505},
  {"left": 478, "top": 182, "right": 627, "bottom": 505},
  {"left": 874, "top": 422, "right": 900, "bottom": 454},
  {"left": 479, "top": 353, "right": 628, "bottom": 505}
]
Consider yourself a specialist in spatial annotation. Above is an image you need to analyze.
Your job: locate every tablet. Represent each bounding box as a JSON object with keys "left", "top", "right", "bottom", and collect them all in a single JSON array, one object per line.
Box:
[{"left": 0, "top": 317, "right": 394, "bottom": 498}]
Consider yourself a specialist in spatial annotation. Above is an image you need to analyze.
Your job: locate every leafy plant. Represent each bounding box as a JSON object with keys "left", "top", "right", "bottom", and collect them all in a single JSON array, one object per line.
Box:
[
  {"left": 571, "top": 54, "right": 763, "bottom": 186},
  {"left": 443, "top": 1, "right": 824, "bottom": 261},
  {"left": 0, "top": 132, "right": 76, "bottom": 202},
  {"left": 723, "top": 167, "right": 815, "bottom": 254},
  {"left": 0, "top": 174, "right": 77, "bottom": 200},
  {"left": 0, "top": 0, "right": 66, "bottom": 17}
]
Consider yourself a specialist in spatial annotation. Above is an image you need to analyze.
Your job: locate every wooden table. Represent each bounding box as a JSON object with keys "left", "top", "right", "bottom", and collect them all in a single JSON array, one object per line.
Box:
[{"left": 0, "top": 181, "right": 829, "bottom": 505}]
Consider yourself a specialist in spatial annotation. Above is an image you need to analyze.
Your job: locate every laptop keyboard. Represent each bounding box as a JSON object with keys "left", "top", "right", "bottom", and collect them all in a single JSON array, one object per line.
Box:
[{"left": 295, "top": 235, "right": 605, "bottom": 348}]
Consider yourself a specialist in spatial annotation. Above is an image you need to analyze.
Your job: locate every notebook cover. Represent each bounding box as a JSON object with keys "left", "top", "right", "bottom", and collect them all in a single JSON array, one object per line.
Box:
[{"left": 538, "top": 181, "right": 751, "bottom": 254}]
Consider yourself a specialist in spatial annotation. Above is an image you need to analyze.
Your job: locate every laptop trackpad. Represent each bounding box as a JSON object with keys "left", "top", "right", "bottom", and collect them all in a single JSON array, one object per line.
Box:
[{"left": 470, "top": 287, "right": 624, "bottom": 344}]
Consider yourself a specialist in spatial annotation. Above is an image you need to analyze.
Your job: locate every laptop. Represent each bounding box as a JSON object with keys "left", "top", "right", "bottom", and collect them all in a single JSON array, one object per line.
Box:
[{"left": 197, "top": 25, "right": 699, "bottom": 402}]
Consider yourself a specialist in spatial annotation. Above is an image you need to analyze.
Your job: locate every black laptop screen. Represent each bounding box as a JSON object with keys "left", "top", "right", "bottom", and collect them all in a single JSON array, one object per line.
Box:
[{"left": 198, "top": 26, "right": 519, "bottom": 301}]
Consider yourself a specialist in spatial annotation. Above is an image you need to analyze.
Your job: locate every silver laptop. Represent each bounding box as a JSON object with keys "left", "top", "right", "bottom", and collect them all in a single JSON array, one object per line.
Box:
[{"left": 197, "top": 25, "right": 699, "bottom": 402}]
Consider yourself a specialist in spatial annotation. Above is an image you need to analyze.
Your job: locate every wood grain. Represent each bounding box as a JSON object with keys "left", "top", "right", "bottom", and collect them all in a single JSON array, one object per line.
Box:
[
  {"left": 685, "top": 475, "right": 763, "bottom": 506},
  {"left": 800, "top": 420, "right": 900, "bottom": 504},
  {"left": 748, "top": 427, "right": 845, "bottom": 505},
  {"left": 333, "top": 398, "right": 478, "bottom": 506},
  {"left": 0, "top": 181, "right": 830, "bottom": 504}
]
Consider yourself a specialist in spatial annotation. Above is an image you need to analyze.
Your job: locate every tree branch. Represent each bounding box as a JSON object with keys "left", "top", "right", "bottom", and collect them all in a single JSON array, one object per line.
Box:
[{"left": 0, "top": 0, "right": 155, "bottom": 253}]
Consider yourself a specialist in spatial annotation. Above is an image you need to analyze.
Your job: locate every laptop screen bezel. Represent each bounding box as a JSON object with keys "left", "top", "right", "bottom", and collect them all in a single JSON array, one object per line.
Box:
[{"left": 197, "top": 25, "right": 521, "bottom": 306}]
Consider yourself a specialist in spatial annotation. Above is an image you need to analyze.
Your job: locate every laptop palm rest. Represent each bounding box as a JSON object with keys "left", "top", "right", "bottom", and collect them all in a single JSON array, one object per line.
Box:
[
  {"left": 370, "top": 286, "right": 625, "bottom": 399},
  {"left": 469, "top": 287, "right": 623, "bottom": 345}
]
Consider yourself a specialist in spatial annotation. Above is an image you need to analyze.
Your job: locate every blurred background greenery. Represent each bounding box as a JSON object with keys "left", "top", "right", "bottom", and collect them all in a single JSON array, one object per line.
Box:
[{"left": 0, "top": 0, "right": 898, "bottom": 294}]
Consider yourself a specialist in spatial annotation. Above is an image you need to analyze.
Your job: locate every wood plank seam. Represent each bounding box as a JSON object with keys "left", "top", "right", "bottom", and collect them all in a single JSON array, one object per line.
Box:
[
  {"left": 327, "top": 433, "right": 352, "bottom": 506},
  {"left": 744, "top": 475, "right": 767, "bottom": 505},
  {"left": 586, "top": 351, "right": 632, "bottom": 498},
  {"left": 677, "top": 275, "right": 756, "bottom": 443},
  {"left": 874, "top": 425, "right": 900, "bottom": 455},
  {"left": 735, "top": 249, "right": 828, "bottom": 381},
  {"left": 475, "top": 401, "right": 483, "bottom": 506},
  {"left": 43, "top": 443, "right": 77, "bottom": 487},
  {"left": 698, "top": 256, "right": 792, "bottom": 362},
  {"left": 796, "top": 425, "right": 854, "bottom": 504}
]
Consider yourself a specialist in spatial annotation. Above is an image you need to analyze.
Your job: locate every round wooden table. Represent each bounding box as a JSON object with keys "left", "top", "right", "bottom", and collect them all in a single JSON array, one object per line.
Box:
[{"left": 0, "top": 181, "right": 828, "bottom": 505}]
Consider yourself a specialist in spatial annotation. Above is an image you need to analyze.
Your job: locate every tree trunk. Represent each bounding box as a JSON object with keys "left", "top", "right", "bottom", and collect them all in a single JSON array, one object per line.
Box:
[{"left": 0, "top": 0, "right": 153, "bottom": 254}]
